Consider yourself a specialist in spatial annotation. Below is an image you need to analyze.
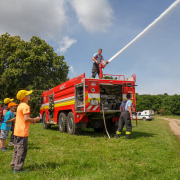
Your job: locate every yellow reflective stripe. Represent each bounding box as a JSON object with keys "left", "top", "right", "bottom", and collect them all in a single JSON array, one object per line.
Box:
[
  {"left": 54, "top": 100, "right": 75, "bottom": 107},
  {"left": 85, "top": 91, "right": 88, "bottom": 105},
  {"left": 116, "top": 131, "right": 121, "bottom": 134},
  {"left": 40, "top": 105, "right": 49, "bottom": 110},
  {"left": 126, "top": 131, "right": 131, "bottom": 134},
  {"left": 85, "top": 91, "right": 88, "bottom": 98}
]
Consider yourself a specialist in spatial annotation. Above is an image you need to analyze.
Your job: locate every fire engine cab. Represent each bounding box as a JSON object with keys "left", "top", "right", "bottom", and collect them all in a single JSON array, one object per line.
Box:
[{"left": 40, "top": 73, "right": 137, "bottom": 135}]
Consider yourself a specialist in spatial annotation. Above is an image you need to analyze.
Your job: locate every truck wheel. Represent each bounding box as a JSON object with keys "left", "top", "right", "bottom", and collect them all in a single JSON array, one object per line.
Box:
[
  {"left": 67, "top": 112, "right": 81, "bottom": 135},
  {"left": 111, "top": 122, "right": 117, "bottom": 134},
  {"left": 58, "top": 112, "right": 67, "bottom": 133},
  {"left": 94, "top": 128, "right": 103, "bottom": 132},
  {"left": 142, "top": 117, "right": 146, "bottom": 121},
  {"left": 106, "top": 120, "right": 117, "bottom": 134},
  {"left": 43, "top": 113, "right": 49, "bottom": 129}
]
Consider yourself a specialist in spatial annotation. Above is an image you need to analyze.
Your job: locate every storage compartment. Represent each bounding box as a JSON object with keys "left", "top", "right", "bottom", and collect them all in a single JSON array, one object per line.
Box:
[
  {"left": 100, "top": 84, "right": 122, "bottom": 111},
  {"left": 75, "top": 83, "right": 84, "bottom": 111}
]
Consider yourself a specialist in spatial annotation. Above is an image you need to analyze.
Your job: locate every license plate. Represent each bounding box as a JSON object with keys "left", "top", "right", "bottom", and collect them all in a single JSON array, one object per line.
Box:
[{"left": 90, "top": 100, "right": 98, "bottom": 105}]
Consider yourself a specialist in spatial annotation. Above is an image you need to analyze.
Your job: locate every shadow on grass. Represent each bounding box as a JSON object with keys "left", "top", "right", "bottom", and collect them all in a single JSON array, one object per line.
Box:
[
  {"left": 131, "top": 131, "right": 157, "bottom": 139},
  {"left": 41, "top": 125, "right": 156, "bottom": 139},
  {"left": 25, "top": 161, "right": 60, "bottom": 171},
  {"left": 47, "top": 125, "right": 59, "bottom": 131},
  {"left": 28, "top": 142, "right": 41, "bottom": 150},
  {"left": 80, "top": 129, "right": 156, "bottom": 139}
]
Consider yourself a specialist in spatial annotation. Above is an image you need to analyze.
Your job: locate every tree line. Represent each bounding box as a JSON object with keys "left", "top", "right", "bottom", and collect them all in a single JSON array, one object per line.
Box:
[
  {"left": 0, "top": 33, "right": 69, "bottom": 117},
  {"left": 136, "top": 93, "right": 180, "bottom": 115}
]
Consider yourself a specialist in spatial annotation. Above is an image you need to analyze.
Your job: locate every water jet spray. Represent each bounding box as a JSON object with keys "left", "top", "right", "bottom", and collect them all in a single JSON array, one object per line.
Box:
[{"left": 107, "top": 0, "right": 180, "bottom": 63}]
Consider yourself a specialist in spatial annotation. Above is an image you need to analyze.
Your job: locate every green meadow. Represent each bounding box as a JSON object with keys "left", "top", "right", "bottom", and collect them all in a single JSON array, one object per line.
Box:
[{"left": 0, "top": 117, "right": 180, "bottom": 180}]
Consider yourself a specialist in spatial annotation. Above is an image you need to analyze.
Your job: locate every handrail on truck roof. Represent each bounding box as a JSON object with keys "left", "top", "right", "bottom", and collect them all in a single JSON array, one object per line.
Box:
[
  {"left": 132, "top": 74, "right": 136, "bottom": 82},
  {"left": 102, "top": 74, "right": 125, "bottom": 81}
]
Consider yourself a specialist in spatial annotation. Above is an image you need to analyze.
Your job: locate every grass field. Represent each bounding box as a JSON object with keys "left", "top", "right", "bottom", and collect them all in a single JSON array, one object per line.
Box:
[
  {"left": 0, "top": 117, "right": 180, "bottom": 180},
  {"left": 156, "top": 115, "right": 180, "bottom": 120}
]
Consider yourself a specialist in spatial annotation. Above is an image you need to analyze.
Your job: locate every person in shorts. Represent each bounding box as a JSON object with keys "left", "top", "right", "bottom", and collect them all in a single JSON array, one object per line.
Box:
[
  {"left": 1, "top": 98, "right": 14, "bottom": 128},
  {"left": 0, "top": 102, "right": 17, "bottom": 151}
]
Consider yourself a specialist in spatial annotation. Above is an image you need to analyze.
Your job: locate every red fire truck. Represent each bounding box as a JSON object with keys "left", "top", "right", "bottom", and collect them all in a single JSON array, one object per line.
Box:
[{"left": 40, "top": 73, "right": 137, "bottom": 135}]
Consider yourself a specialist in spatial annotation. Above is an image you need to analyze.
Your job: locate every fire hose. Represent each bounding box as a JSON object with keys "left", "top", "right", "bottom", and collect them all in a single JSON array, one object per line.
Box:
[{"left": 102, "top": 104, "right": 111, "bottom": 139}]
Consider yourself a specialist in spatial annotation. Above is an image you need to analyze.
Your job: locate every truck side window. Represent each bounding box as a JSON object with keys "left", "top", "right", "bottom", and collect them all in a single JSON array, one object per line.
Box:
[{"left": 41, "top": 97, "right": 43, "bottom": 104}]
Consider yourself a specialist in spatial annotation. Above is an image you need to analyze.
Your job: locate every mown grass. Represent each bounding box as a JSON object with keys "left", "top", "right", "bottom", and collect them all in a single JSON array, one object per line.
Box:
[
  {"left": 0, "top": 117, "right": 180, "bottom": 180},
  {"left": 156, "top": 114, "right": 180, "bottom": 120}
]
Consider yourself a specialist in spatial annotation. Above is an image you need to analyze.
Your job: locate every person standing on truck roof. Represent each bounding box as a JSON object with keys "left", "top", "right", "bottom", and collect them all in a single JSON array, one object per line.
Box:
[
  {"left": 11, "top": 90, "right": 40, "bottom": 173},
  {"left": 91, "top": 49, "right": 106, "bottom": 78},
  {"left": 116, "top": 93, "right": 133, "bottom": 139}
]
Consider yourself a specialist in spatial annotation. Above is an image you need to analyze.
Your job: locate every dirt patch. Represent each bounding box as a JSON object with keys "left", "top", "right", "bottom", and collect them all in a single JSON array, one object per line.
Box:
[{"left": 159, "top": 117, "right": 180, "bottom": 139}]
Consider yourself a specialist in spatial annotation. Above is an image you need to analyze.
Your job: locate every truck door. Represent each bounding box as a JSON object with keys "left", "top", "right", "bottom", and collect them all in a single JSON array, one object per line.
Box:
[
  {"left": 48, "top": 94, "right": 54, "bottom": 123},
  {"left": 85, "top": 80, "right": 100, "bottom": 112}
]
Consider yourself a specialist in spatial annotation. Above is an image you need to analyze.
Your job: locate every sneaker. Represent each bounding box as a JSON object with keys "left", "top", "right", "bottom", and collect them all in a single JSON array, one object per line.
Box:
[
  {"left": 1, "top": 147, "right": 6, "bottom": 151},
  {"left": 13, "top": 170, "right": 20, "bottom": 173},
  {"left": 8, "top": 142, "right": 14, "bottom": 146},
  {"left": 13, "top": 169, "right": 28, "bottom": 173}
]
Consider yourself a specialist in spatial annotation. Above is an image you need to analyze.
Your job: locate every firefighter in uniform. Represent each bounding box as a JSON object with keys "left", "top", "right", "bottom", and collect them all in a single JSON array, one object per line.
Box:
[
  {"left": 116, "top": 93, "right": 133, "bottom": 139},
  {"left": 91, "top": 49, "right": 106, "bottom": 78}
]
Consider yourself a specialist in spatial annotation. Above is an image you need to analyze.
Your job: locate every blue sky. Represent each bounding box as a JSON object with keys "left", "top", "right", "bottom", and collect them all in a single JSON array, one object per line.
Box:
[{"left": 0, "top": 0, "right": 180, "bottom": 95}]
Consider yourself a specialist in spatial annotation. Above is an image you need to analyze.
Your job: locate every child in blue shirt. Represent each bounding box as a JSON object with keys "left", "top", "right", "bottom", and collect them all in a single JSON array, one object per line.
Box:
[{"left": 0, "top": 102, "right": 17, "bottom": 151}]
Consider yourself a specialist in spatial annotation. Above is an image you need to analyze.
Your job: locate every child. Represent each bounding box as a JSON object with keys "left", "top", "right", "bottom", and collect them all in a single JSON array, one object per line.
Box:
[
  {"left": 0, "top": 102, "right": 17, "bottom": 151},
  {"left": 1, "top": 98, "right": 14, "bottom": 133},
  {"left": 11, "top": 90, "right": 40, "bottom": 173},
  {"left": 0, "top": 101, "right": 3, "bottom": 134},
  {"left": 8, "top": 106, "right": 17, "bottom": 146}
]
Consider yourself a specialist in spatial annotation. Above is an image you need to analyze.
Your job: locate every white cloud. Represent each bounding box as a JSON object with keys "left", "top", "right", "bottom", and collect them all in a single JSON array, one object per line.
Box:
[
  {"left": 69, "top": 66, "right": 76, "bottom": 74},
  {"left": 70, "top": 0, "right": 113, "bottom": 33},
  {"left": 59, "top": 36, "right": 77, "bottom": 53},
  {"left": 0, "top": 0, "right": 66, "bottom": 41}
]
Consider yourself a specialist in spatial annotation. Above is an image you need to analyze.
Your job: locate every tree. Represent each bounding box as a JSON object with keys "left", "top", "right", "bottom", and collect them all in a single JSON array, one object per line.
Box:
[
  {"left": 136, "top": 94, "right": 153, "bottom": 111},
  {"left": 0, "top": 33, "right": 69, "bottom": 116},
  {"left": 136, "top": 93, "right": 180, "bottom": 116}
]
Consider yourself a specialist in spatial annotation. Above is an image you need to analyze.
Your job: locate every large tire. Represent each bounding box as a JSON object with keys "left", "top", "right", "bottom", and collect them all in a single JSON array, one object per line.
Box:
[
  {"left": 106, "top": 119, "right": 117, "bottom": 134},
  {"left": 43, "top": 113, "right": 48, "bottom": 129},
  {"left": 58, "top": 112, "right": 67, "bottom": 133},
  {"left": 67, "top": 112, "right": 81, "bottom": 135},
  {"left": 142, "top": 117, "right": 146, "bottom": 121}
]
